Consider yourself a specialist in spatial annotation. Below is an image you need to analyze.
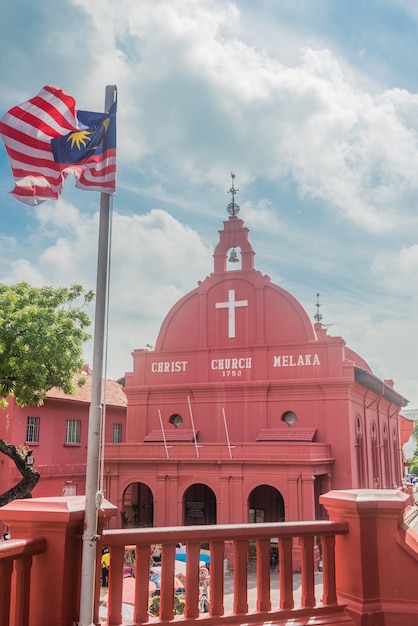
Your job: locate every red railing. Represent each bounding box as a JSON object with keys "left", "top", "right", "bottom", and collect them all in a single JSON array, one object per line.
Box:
[
  {"left": 0, "top": 536, "right": 46, "bottom": 626},
  {"left": 100, "top": 520, "right": 349, "bottom": 626},
  {"left": 1, "top": 491, "right": 417, "bottom": 626}
]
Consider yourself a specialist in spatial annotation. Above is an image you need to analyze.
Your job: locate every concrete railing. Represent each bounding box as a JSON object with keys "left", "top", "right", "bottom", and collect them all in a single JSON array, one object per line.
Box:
[
  {"left": 0, "top": 489, "right": 418, "bottom": 626},
  {"left": 0, "top": 536, "right": 46, "bottom": 626},
  {"left": 322, "top": 489, "right": 418, "bottom": 626},
  {"left": 101, "top": 520, "right": 350, "bottom": 625},
  {"left": 0, "top": 496, "right": 116, "bottom": 626}
]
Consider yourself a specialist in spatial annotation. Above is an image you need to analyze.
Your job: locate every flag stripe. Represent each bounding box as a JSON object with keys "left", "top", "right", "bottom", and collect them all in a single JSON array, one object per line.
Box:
[
  {"left": 56, "top": 149, "right": 116, "bottom": 168},
  {"left": 0, "top": 134, "right": 55, "bottom": 159},
  {"left": 12, "top": 174, "right": 65, "bottom": 191},
  {"left": 0, "top": 116, "right": 55, "bottom": 149},
  {"left": 29, "top": 88, "right": 78, "bottom": 130},
  {"left": 11, "top": 185, "right": 61, "bottom": 205},
  {"left": 6, "top": 105, "right": 71, "bottom": 139},
  {"left": 10, "top": 168, "right": 64, "bottom": 187},
  {"left": 0, "top": 85, "right": 116, "bottom": 205},
  {"left": 6, "top": 147, "right": 58, "bottom": 170}
]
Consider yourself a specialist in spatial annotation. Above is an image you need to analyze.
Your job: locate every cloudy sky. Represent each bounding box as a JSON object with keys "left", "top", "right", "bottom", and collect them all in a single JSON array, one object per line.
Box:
[{"left": 1, "top": 0, "right": 418, "bottom": 409}]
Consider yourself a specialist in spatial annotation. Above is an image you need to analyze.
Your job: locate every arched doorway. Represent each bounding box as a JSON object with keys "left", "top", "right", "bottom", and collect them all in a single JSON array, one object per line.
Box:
[
  {"left": 248, "top": 485, "right": 285, "bottom": 523},
  {"left": 183, "top": 483, "right": 217, "bottom": 525},
  {"left": 121, "top": 482, "right": 154, "bottom": 528},
  {"left": 248, "top": 485, "right": 285, "bottom": 566}
]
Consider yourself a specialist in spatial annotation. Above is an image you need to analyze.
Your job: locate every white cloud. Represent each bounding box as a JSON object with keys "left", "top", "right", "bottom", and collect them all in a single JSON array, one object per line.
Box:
[
  {"left": 241, "top": 199, "right": 284, "bottom": 234},
  {"left": 371, "top": 245, "right": 418, "bottom": 297},
  {"left": 61, "top": 0, "right": 418, "bottom": 236},
  {"left": 1, "top": 204, "right": 213, "bottom": 378},
  {"left": 3, "top": 258, "right": 47, "bottom": 286}
]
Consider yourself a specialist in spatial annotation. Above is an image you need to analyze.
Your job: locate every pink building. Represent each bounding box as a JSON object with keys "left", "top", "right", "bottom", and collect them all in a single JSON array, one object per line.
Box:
[
  {"left": 104, "top": 208, "right": 408, "bottom": 529},
  {"left": 0, "top": 370, "right": 126, "bottom": 501}
]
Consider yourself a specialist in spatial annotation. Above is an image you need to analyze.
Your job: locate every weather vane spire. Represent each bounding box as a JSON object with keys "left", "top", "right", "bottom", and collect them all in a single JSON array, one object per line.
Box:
[
  {"left": 227, "top": 172, "right": 240, "bottom": 216},
  {"left": 314, "top": 292, "right": 322, "bottom": 323}
]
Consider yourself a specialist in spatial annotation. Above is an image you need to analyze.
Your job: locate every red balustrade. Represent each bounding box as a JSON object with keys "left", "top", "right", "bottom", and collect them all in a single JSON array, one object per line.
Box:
[
  {"left": 0, "top": 536, "right": 46, "bottom": 626},
  {"left": 100, "top": 520, "right": 350, "bottom": 625},
  {"left": 0, "top": 490, "right": 417, "bottom": 626}
]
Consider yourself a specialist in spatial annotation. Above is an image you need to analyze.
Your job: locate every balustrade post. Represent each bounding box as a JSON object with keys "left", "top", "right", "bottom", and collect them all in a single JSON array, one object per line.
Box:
[
  {"left": 0, "top": 559, "right": 13, "bottom": 626},
  {"left": 256, "top": 537, "right": 271, "bottom": 612},
  {"left": 159, "top": 542, "right": 176, "bottom": 620},
  {"left": 300, "top": 535, "right": 315, "bottom": 608},
  {"left": 185, "top": 542, "right": 200, "bottom": 619},
  {"left": 0, "top": 496, "right": 116, "bottom": 626},
  {"left": 321, "top": 488, "right": 417, "bottom": 626},
  {"left": 278, "top": 536, "right": 294, "bottom": 609},
  {"left": 210, "top": 540, "right": 225, "bottom": 616},
  {"left": 13, "top": 557, "right": 32, "bottom": 626},
  {"left": 233, "top": 539, "right": 248, "bottom": 614}
]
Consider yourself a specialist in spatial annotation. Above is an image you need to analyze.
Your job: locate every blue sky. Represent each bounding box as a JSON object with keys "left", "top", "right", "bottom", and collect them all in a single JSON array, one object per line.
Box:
[{"left": 1, "top": 0, "right": 418, "bottom": 410}]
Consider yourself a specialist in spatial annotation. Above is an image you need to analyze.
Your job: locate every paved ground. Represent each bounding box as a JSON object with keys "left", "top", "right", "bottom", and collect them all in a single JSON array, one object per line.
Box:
[{"left": 224, "top": 568, "right": 324, "bottom": 611}]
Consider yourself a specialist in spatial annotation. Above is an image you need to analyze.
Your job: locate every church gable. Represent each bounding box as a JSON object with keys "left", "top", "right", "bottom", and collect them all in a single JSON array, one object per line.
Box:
[{"left": 154, "top": 262, "right": 316, "bottom": 353}]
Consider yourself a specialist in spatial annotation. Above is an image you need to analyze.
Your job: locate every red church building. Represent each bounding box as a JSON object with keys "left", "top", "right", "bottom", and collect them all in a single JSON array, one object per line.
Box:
[{"left": 104, "top": 195, "right": 408, "bottom": 531}]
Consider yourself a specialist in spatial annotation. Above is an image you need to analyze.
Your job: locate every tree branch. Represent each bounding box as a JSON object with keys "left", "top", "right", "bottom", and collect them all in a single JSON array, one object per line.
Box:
[{"left": 0, "top": 439, "right": 40, "bottom": 507}]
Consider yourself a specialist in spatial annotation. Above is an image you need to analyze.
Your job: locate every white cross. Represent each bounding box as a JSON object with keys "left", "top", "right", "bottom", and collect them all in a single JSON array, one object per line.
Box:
[{"left": 215, "top": 290, "right": 248, "bottom": 338}]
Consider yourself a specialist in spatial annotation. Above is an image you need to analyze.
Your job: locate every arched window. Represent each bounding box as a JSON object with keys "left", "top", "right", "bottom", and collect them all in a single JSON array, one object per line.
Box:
[
  {"left": 371, "top": 421, "right": 379, "bottom": 488},
  {"left": 382, "top": 423, "right": 390, "bottom": 488},
  {"left": 392, "top": 425, "right": 401, "bottom": 487},
  {"left": 169, "top": 414, "right": 183, "bottom": 428},
  {"left": 355, "top": 414, "right": 366, "bottom": 488}
]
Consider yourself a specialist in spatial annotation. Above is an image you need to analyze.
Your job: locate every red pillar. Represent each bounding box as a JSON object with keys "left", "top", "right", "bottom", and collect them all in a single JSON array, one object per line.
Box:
[
  {"left": 1, "top": 496, "right": 116, "bottom": 626},
  {"left": 321, "top": 488, "right": 418, "bottom": 626}
]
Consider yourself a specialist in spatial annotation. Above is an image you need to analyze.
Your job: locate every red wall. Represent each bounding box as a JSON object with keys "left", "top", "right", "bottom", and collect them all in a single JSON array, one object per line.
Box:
[{"left": 0, "top": 375, "right": 126, "bottom": 499}]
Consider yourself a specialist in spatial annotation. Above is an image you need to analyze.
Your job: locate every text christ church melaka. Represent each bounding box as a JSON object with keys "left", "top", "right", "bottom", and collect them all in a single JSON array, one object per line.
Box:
[{"left": 104, "top": 180, "right": 407, "bottom": 533}]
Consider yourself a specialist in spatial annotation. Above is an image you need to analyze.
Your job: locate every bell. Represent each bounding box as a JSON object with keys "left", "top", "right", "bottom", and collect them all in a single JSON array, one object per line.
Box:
[{"left": 228, "top": 250, "right": 239, "bottom": 263}]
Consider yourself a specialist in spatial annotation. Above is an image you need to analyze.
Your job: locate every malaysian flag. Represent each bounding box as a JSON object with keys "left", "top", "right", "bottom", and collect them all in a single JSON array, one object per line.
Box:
[{"left": 0, "top": 85, "right": 116, "bottom": 205}]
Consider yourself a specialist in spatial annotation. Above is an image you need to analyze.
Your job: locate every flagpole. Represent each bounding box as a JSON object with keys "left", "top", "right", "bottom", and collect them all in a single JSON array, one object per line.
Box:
[{"left": 78, "top": 84, "right": 117, "bottom": 626}]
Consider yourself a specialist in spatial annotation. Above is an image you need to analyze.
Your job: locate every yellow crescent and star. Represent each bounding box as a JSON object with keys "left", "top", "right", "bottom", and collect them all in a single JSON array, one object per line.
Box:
[{"left": 65, "top": 117, "right": 110, "bottom": 151}]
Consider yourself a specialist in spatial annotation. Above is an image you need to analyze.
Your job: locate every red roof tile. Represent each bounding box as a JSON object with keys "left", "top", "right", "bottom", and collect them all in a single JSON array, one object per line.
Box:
[
  {"left": 256, "top": 428, "right": 317, "bottom": 442},
  {"left": 46, "top": 374, "right": 127, "bottom": 407},
  {"left": 144, "top": 429, "right": 197, "bottom": 442}
]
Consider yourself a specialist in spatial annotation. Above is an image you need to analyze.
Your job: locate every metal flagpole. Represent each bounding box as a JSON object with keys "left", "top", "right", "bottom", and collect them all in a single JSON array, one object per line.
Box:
[{"left": 78, "top": 84, "right": 117, "bottom": 626}]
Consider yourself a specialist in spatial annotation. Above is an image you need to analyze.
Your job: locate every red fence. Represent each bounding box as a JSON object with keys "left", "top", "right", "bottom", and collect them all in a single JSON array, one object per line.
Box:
[{"left": 100, "top": 520, "right": 351, "bottom": 625}]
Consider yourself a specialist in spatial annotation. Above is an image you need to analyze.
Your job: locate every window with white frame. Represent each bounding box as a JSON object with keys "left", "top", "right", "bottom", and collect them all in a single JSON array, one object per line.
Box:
[
  {"left": 65, "top": 419, "right": 81, "bottom": 444},
  {"left": 113, "top": 423, "right": 122, "bottom": 443},
  {"left": 62, "top": 484, "right": 77, "bottom": 496},
  {"left": 26, "top": 416, "right": 40, "bottom": 443}
]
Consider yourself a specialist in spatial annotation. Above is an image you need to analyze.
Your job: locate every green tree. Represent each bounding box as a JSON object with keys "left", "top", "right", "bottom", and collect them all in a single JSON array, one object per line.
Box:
[
  {"left": 406, "top": 420, "right": 418, "bottom": 476},
  {"left": 0, "top": 283, "right": 94, "bottom": 506},
  {"left": 408, "top": 455, "right": 418, "bottom": 476}
]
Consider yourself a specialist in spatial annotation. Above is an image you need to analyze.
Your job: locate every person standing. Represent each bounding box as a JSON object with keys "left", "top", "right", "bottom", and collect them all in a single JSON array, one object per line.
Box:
[{"left": 101, "top": 549, "right": 110, "bottom": 587}]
